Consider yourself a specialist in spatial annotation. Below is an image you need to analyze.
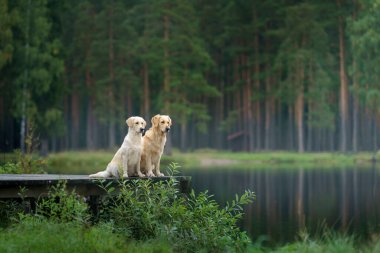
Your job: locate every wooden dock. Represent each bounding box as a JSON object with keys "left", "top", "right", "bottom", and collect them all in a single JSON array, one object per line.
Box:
[{"left": 0, "top": 174, "right": 191, "bottom": 199}]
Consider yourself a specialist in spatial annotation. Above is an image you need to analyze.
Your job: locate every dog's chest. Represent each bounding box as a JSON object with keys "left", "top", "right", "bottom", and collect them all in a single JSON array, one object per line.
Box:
[
  {"left": 126, "top": 145, "right": 142, "bottom": 155},
  {"left": 151, "top": 136, "right": 166, "bottom": 151}
]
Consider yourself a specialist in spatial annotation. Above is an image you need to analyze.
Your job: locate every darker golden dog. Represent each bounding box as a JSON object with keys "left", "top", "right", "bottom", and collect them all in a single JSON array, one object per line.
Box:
[{"left": 140, "top": 114, "right": 172, "bottom": 177}]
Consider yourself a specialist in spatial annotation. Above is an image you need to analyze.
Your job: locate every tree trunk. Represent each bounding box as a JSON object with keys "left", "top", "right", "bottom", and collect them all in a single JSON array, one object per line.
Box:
[
  {"left": 365, "top": 108, "right": 371, "bottom": 150},
  {"left": 295, "top": 42, "right": 305, "bottom": 153},
  {"left": 143, "top": 62, "right": 150, "bottom": 119},
  {"left": 126, "top": 80, "right": 132, "bottom": 116},
  {"left": 243, "top": 57, "right": 252, "bottom": 151},
  {"left": 71, "top": 82, "right": 80, "bottom": 149},
  {"left": 108, "top": 123, "right": 116, "bottom": 148},
  {"left": 216, "top": 65, "right": 225, "bottom": 149},
  {"left": 337, "top": 0, "right": 349, "bottom": 152},
  {"left": 264, "top": 34, "right": 273, "bottom": 150},
  {"left": 307, "top": 64, "right": 313, "bottom": 151},
  {"left": 85, "top": 65, "right": 95, "bottom": 149},
  {"left": 307, "top": 117, "right": 312, "bottom": 151},
  {"left": 20, "top": 0, "right": 31, "bottom": 154},
  {"left": 264, "top": 73, "right": 271, "bottom": 150},
  {"left": 295, "top": 91, "right": 304, "bottom": 153},
  {"left": 63, "top": 91, "right": 69, "bottom": 150},
  {"left": 253, "top": 8, "right": 261, "bottom": 150},
  {"left": 373, "top": 114, "right": 378, "bottom": 158},
  {"left": 163, "top": 14, "right": 172, "bottom": 155},
  {"left": 51, "top": 136, "right": 56, "bottom": 152},
  {"left": 40, "top": 138, "right": 48, "bottom": 157},
  {"left": 85, "top": 96, "right": 94, "bottom": 150},
  {"left": 243, "top": 53, "right": 254, "bottom": 152},
  {"left": 233, "top": 57, "right": 242, "bottom": 135},
  {"left": 352, "top": 60, "right": 359, "bottom": 152},
  {"left": 108, "top": 3, "right": 115, "bottom": 148},
  {"left": 163, "top": 15, "right": 170, "bottom": 113},
  {"left": 180, "top": 122, "right": 187, "bottom": 151},
  {"left": 352, "top": 2, "right": 358, "bottom": 153},
  {"left": 93, "top": 117, "right": 98, "bottom": 149},
  {"left": 288, "top": 105, "right": 294, "bottom": 150}
]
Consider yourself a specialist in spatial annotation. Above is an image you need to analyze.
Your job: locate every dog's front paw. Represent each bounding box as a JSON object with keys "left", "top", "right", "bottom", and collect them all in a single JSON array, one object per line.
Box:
[
  {"left": 157, "top": 172, "right": 164, "bottom": 177},
  {"left": 137, "top": 172, "right": 145, "bottom": 178},
  {"left": 146, "top": 172, "right": 155, "bottom": 177},
  {"left": 122, "top": 173, "right": 129, "bottom": 178}
]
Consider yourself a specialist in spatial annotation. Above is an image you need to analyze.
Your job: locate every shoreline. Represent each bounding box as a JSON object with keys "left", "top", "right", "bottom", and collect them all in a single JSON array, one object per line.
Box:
[{"left": 1, "top": 150, "right": 379, "bottom": 174}]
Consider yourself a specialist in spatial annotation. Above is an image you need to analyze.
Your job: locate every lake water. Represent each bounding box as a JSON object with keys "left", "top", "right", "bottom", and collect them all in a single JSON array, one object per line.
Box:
[{"left": 181, "top": 166, "right": 380, "bottom": 244}]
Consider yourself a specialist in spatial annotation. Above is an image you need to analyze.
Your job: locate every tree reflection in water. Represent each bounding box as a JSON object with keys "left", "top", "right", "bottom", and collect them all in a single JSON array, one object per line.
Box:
[{"left": 183, "top": 166, "right": 380, "bottom": 244}]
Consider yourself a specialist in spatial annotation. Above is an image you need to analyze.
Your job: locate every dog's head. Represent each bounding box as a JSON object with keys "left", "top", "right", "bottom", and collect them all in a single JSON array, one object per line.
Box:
[
  {"left": 151, "top": 114, "right": 172, "bottom": 133},
  {"left": 126, "top": 116, "right": 146, "bottom": 135}
]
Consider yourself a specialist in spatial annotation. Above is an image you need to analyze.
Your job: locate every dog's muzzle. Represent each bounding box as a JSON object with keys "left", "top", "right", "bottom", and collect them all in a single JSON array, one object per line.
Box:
[
  {"left": 165, "top": 127, "right": 170, "bottom": 133},
  {"left": 140, "top": 128, "right": 145, "bottom": 136}
]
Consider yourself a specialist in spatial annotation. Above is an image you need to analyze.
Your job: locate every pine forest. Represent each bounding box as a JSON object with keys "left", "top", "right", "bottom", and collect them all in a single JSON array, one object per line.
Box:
[{"left": 1, "top": 0, "right": 380, "bottom": 154}]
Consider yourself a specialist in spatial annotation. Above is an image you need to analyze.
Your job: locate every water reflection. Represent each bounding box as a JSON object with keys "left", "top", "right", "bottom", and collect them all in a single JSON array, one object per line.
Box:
[{"left": 182, "top": 167, "right": 380, "bottom": 243}]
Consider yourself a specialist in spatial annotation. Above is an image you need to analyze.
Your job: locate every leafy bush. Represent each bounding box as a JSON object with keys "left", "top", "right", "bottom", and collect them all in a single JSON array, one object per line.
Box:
[
  {"left": 0, "top": 150, "right": 46, "bottom": 174},
  {"left": 0, "top": 163, "right": 20, "bottom": 174},
  {"left": 0, "top": 181, "right": 89, "bottom": 227},
  {"left": 0, "top": 200, "right": 23, "bottom": 228},
  {"left": 16, "top": 151, "right": 46, "bottom": 174},
  {"left": 97, "top": 163, "right": 256, "bottom": 252},
  {"left": 34, "top": 181, "right": 90, "bottom": 223}
]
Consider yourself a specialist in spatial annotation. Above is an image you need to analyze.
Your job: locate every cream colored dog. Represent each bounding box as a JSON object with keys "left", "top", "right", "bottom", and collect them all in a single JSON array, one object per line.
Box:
[
  {"left": 140, "top": 114, "right": 172, "bottom": 177},
  {"left": 89, "top": 116, "right": 146, "bottom": 178}
]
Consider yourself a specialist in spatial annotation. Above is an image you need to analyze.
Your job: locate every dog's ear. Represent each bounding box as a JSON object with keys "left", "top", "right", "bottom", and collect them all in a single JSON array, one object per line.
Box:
[
  {"left": 142, "top": 118, "right": 147, "bottom": 128},
  {"left": 151, "top": 114, "right": 161, "bottom": 127},
  {"left": 126, "top": 117, "right": 134, "bottom": 127}
]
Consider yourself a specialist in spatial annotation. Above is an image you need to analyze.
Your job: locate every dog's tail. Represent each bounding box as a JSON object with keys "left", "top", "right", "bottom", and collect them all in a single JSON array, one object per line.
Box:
[{"left": 89, "top": 170, "right": 111, "bottom": 178}]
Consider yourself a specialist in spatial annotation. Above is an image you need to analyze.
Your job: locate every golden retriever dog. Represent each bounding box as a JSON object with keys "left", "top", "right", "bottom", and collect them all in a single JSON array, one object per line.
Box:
[
  {"left": 89, "top": 116, "right": 146, "bottom": 178},
  {"left": 140, "top": 114, "right": 172, "bottom": 177}
]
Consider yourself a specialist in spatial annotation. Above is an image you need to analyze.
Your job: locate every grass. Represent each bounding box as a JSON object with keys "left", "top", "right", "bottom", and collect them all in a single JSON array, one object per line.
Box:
[
  {"left": 252, "top": 233, "right": 380, "bottom": 253},
  {"left": 33, "top": 149, "right": 379, "bottom": 174},
  {"left": 0, "top": 220, "right": 172, "bottom": 253},
  {"left": 173, "top": 149, "right": 377, "bottom": 168},
  {"left": 1, "top": 220, "right": 380, "bottom": 253}
]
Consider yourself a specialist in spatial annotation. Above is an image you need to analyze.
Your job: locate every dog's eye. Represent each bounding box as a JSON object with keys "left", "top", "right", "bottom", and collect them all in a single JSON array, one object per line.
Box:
[
  {"left": 135, "top": 122, "right": 138, "bottom": 124},
  {"left": 161, "top": 121, "right": 164, "bottom": 124}
]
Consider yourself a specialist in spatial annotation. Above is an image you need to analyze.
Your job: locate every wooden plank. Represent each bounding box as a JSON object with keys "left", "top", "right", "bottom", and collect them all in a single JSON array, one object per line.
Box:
[{"left": 0, "top": 174, "right": 191, "bottom": 199}]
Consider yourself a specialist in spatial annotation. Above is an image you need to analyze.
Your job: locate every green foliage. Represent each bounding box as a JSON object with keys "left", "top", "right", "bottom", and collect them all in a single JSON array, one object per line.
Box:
[
  {"left": 2, "top": 0, "right": 380, "bottom": 152},
  {"left": 0, "top": 162, "right": 20, "bottom": 174},
  {"left": 16, "top": 151, "right": 46, "bottom": 174},
  {"left": 34, "top": 181, "right": 90, "bottom": 223},
  {"left": 0, "top": 151, "right": 46, "bottom": 174},
  {"left": 349, "top": 0, "right": 380, "bottom": 113},
  {"left": 95, "top": 163, "right": 255, "bottom": 252},
  {"left": 0, "top": 0, "right": 14, "bottom": 70},
  {"left": 4, "top": 0, "right": 65, "bottom": 139},
  {"left": 0, "top": 123, "right": 47, "bottom": 174},
  {"left": 0, "top": 123, "right": 48, "bottom": 174},
  {"left": 220, "top": 110, "right": 239, "bottom": 132},
  {"left": 273, "top": 1, "right": 335, "bottom": 130},
  {"left": 0, "top": 200, "right": 23, "bottom": 227}
]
